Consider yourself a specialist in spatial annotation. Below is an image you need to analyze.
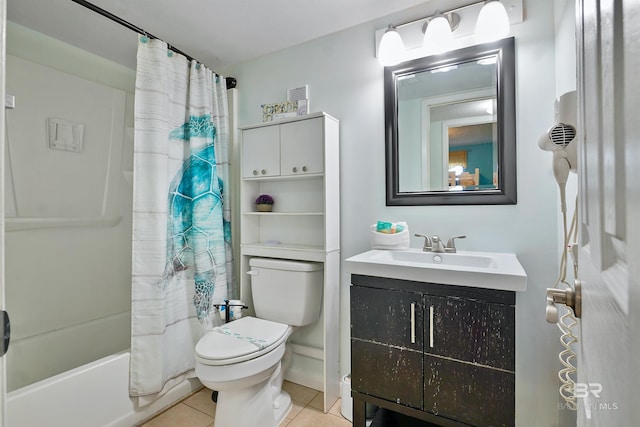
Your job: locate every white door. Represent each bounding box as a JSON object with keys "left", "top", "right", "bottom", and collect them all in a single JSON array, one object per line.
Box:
[
  {"left": 575, "top": 0, "right": 639, "bottom": 424},
  {"left": 0, "top": 0, "right": 7, "bottom": 425}
]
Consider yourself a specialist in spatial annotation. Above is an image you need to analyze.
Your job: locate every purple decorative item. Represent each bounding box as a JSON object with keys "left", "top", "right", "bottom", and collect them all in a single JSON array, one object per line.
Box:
[{"left": 255, "top": 194, "right": 274, "bottom": 212}]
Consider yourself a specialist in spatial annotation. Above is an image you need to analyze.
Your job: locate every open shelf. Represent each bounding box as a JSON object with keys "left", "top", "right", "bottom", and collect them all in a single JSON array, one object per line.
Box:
[
  {"left": 242, "top": 211, "right": 324, "bottom": 216},
  {"left": 242, "top": 172, "right": 324, "bottom": 182}
]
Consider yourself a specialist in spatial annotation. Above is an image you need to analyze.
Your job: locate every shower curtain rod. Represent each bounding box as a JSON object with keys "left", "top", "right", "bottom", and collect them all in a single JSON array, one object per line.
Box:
[{"left": 69, "top": 0, "right": 237, "bottom": 89}]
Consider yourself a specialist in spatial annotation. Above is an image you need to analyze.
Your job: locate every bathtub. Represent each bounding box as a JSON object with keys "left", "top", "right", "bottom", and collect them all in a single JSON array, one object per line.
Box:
[{"left": 6, "top": 351, "right": 202, "bottom": 427}]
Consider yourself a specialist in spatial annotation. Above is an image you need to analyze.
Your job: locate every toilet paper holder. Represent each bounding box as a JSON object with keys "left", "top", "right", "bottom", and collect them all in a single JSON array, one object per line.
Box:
[{"left": 214, "top": 299, "right": 248, "bottom": 323}]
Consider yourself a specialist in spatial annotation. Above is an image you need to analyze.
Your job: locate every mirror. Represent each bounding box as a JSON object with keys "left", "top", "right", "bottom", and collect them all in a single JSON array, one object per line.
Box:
[{"left": 385, "top": 37, "right": 516, "bottom": 205}]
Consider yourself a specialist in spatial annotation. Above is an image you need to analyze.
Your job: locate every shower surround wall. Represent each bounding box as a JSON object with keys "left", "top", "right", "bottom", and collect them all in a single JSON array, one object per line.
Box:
[{"left": 4, "top": 22, "right": 135, "bottom": 391}]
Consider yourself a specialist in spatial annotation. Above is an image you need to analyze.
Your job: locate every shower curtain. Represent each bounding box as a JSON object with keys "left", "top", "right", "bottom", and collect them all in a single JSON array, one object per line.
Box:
[{"left": 130, "top": 36, "right": 233, "bottom": 400}]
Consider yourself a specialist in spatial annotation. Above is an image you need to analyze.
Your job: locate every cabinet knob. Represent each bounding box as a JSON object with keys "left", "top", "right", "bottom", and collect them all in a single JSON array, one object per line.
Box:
[
  {"left": 302, "top": 166, "right": 308, "bottom": 172},
  {"left": 261, "top": 169, "right": 266, "bottom": 175},
  {"left": 252, "top": 170, "right": 258, "bottom": 176},
  {"left": 292, "top": 167, "right": 298, "bottom": 173}
]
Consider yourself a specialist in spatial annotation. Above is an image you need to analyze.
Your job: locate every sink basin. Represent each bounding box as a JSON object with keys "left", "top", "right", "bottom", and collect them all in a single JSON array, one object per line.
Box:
[
  {"left": 345, "top": 249, "right": 527, "bottom": 291},
  {"left": 368, "top": 250, "right": 497, "bottom": 268}
]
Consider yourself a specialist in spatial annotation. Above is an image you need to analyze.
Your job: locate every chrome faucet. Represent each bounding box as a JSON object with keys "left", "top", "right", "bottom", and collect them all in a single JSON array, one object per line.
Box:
[
  {"left": 431, "top": 235, "right": 446, "bottom": 253},
  {"left": 445, "top": 235, "right": 466, "bottom": 253},
  {"left": 414, "top": 234, "right": 466, "bottom": 253},
  {"left": 414, "top": 234, "right": 432, "bottom": 252}
]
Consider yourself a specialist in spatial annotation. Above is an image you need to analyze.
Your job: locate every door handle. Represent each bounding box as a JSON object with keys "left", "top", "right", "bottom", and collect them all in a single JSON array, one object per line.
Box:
[
  {"left": 1, "top": 310, "right": 10, "bottom": 357},
  {"left": 429, "top": 305, "right": 434, "bottom": 348},
  {"left": 410, "top": 303, "right": 416, "bottom": 344},
  {"left": 546, "top": 280, "right": 582, "bottom": 323}
]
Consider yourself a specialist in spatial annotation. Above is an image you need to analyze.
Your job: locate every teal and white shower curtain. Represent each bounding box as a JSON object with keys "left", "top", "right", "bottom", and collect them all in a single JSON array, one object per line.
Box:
[{"left": 130, "top": 36, "right": 233, "bottom": 401}]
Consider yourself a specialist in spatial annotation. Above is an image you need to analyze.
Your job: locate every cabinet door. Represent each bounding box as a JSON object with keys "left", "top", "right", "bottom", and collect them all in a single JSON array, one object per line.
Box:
[
  {"left": 351, "top": 286, "right": 424, "bottom": 409},
  {"left": 424, "top": 295, "right": 515, "bottom": 370},
  {"left": 280, "top": 118, "right": 323, "bottom": 176},
  {"left": 351, "top": 286, "right": 423, "bottom": 350},
  {"left": 352, "top": 340, "right": 424, "bottom": 410},
  {"left": 242, "top": 126, "right": 280, "bottom": 178},
  {"left": 424, "top": 355, "right": 515, "bottom": 427}
]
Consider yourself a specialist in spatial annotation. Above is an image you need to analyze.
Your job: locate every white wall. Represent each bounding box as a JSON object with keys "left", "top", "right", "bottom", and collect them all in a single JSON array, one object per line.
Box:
[
  {"left": 223, "top": 0, "right": 564, "bottom": 425},
  {"left": 553, "top": 1, "right": 578, "bottom": 426},
  {"left": 4, "top": 22, "right": 135, "bottom": 391},
  {"left": 554, "top": 0, "right": 578, "bottom": 222},
  {"left": 555, "top": 0, "right": 578, "bottom": 96}
]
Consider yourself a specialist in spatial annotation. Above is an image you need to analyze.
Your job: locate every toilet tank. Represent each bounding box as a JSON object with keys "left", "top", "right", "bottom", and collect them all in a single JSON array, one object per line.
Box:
[{"left": 249, "top": 258, "right": 323, "bottom": 326}]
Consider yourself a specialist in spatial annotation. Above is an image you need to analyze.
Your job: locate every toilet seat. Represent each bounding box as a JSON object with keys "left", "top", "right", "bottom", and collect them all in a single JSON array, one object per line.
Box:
[{"left": 196, "top": 316, "right": 291, "bottom": 366}]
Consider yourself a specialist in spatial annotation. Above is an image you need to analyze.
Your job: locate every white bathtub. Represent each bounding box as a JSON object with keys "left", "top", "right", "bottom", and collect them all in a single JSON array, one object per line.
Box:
[{"left": 7, "top": 351, "right": 201, "bottom": 427}]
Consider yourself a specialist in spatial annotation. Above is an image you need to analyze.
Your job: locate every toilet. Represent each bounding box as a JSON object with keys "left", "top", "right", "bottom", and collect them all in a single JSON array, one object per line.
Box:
[{"left": 195, "top": 258, "right": 323, "bottom": 427}]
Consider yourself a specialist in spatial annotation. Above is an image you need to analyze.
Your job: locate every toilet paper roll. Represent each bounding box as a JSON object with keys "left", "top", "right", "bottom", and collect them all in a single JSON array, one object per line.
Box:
[{"left": 229, "top": 300, "right": 244, "bottom": 321}]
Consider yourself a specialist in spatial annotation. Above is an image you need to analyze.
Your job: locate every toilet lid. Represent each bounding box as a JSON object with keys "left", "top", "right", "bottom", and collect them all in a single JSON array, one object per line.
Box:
[{"left": 196, "top": 317, "right": 290, "bottom": 362}]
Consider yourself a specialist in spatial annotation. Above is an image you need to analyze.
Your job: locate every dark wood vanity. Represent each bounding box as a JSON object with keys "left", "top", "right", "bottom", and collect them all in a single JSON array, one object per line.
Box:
[{"left": 350, "top": 274, "right": 516, "bottom": 427}]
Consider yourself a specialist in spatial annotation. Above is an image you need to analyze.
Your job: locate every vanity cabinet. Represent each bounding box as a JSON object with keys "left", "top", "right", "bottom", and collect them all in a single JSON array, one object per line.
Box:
[
  {"left": 239, "top": 112, "right": 340, "bottom": 413},
  {"left": 350, "top": 274, "right": 515, "bottom": 427}
]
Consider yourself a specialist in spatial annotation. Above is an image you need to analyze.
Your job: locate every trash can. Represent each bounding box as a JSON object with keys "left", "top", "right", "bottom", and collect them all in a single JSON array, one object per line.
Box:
[
  {"left": 340, "top": 374, "right": 377, "bottom": 422},
  {"left": 340, "top": 374, "right": 353, "bottom": 421}
]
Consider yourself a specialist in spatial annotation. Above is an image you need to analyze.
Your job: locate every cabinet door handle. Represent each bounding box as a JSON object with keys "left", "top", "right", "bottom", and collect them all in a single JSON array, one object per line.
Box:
[
  {"left": 261, "top": 169, "right": 266, "bottom": 175},
  {"left": 252, "top": 169, "right": 258, "bottom": 176},
  {"left": 293, "top": 166, "right": 298, "bottom": 173},
  {"left": 429, "top": 305, "right": 434, "bottom": 348},
  {"left": 410, "top": 303, "right": 416, "bottom": 344},
  {"left": 1, "top": 310, "right": 10, "bottom": 357},
  {"left": 302, "top": 165, "right": 308, "bottom": 172}
]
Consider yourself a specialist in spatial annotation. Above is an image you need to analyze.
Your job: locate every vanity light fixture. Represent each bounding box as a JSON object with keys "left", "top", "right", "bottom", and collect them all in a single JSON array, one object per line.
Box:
[
  {"left": 475, "top": 0, "right": 511, "bottom": 43},
  {"left": 423, "top": 11, "right": 459, "bottom": 55},
  {"left": 376, "top": 0, "right": 522, "bottom": 66},
  {"left": 378, "top": 25, "right": 406, "bottom": 66}
]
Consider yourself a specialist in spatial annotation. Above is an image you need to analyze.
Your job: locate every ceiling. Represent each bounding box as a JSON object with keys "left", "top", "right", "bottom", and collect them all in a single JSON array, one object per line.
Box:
[{"left": 7, "top": 0, "right": 431, "bottom": 71}]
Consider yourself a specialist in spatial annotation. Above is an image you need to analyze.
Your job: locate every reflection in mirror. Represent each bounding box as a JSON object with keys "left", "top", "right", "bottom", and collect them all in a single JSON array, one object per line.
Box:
[{"left": 385, "top": 38, "right": 516, "bottom": 205}]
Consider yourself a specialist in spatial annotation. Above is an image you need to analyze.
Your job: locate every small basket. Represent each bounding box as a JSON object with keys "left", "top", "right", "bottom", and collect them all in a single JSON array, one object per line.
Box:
[{"left": 370, "top": 222, "right": 410, "bottom": 250}]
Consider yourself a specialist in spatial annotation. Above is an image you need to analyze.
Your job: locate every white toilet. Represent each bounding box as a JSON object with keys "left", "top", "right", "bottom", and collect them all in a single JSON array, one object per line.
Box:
[{"left": 195, "top": 258, "right": 323, "bottom": 427}]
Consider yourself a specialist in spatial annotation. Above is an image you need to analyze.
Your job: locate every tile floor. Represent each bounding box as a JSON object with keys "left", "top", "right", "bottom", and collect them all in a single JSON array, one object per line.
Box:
[{"left": 139, "top": 381, "right": 352, "bottom": 427}]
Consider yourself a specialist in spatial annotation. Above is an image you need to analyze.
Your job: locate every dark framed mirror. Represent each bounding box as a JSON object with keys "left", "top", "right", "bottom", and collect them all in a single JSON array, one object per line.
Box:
[{"left": 385, "top": 37, "right": 516, "bottom": 206}]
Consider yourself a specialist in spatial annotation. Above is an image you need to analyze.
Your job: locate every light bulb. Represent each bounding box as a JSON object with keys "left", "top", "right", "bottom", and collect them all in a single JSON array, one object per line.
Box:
[
  {"left": 423, "top": 14, "right": 453, "bottom": 54},
  {"left": 475, "top": 0, "right": 510, "bottom": 43},
  {"left": 378, "top": 26, "right": 405, "bottom": 66}
]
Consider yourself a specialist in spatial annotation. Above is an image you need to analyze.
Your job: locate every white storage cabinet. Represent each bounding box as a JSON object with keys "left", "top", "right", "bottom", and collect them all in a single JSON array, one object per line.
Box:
[{"left": 239, "top": 112, "right": 340, "bottom": 413}]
